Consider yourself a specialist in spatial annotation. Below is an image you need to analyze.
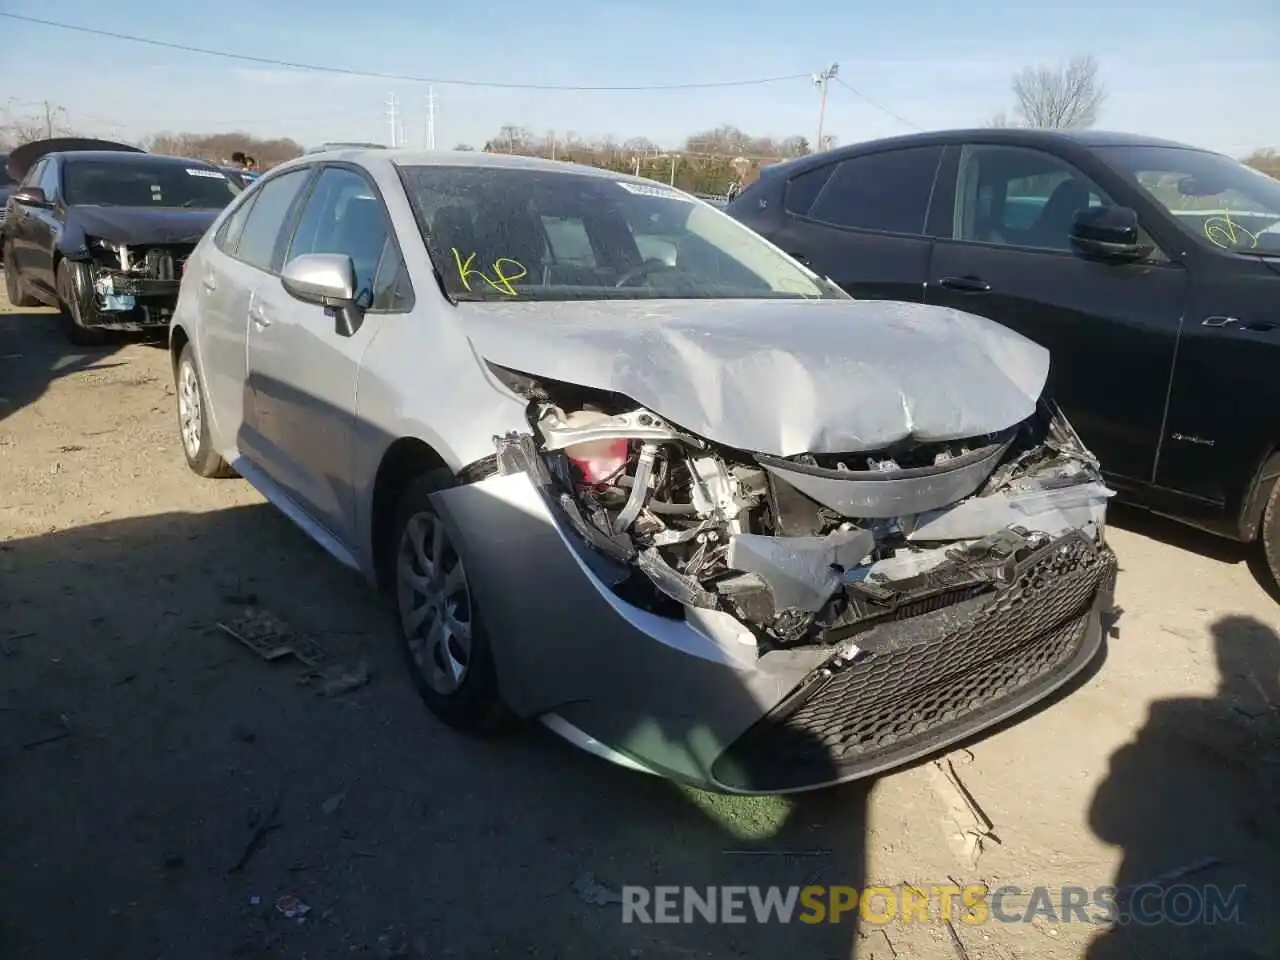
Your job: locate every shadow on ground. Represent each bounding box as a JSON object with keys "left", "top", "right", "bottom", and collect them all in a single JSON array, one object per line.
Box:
[
  {"left": 1086, "top": 614, "right": 1280, "bottom": 959},
  {"left": 0, "top": 503, "right": 869, "bottom": 959},
  {"left": 1109, "top": 503, "right": 1280, "bottom": 604},
  {"left": 0, "top": 306, "right": 141, "bottom": 423}
]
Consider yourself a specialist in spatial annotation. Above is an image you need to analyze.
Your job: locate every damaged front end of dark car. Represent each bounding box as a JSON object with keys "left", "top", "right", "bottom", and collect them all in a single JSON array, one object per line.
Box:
[{"left": 62, "top": 233, "right": 198, "bottom": 332}]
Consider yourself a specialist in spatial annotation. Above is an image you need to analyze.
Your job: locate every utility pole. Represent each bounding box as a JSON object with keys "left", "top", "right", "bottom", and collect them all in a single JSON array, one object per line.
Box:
[
  {"left": 385, "top": 92, "right": 400, "bottom": 148},
  {"left": 812, "top": 63, "right": 839, "bottom": 153},
  {"left": 425, "top": 86, "right": 436, "bottom": 150},
  {"left": 44, "top": 100, "right": 54, "bottom": 138}
]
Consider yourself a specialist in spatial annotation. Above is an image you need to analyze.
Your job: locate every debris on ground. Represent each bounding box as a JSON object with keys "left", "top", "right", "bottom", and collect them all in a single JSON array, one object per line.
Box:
[
  {"left": 321, "top": 790, "right": 347, "bottom": 815},
  {"left": 310, "top": 661, "right": 372, "bottom": 698},
  {"left": 217, "top": 608, "right": 327, "bottom": 668},
  {"left": 944, "top": 917, "right": 972, "bottom": 959},
  {"left": 275, "top": 894, "right": 311, "bottom": 920},
  {"left": 572, "top": 871, "right": 623, "bottom": 906},
  {"left": 929, "top": 754, "right": 1001, "bottom": 867},
  {"left": 228, "top": 795, "right": 283, "bottom": 874}
]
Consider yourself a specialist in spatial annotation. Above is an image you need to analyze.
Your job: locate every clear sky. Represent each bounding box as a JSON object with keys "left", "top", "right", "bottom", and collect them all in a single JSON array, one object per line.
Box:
[{"left": 1, "top": 0, "right": 1277, "bottom": 157}]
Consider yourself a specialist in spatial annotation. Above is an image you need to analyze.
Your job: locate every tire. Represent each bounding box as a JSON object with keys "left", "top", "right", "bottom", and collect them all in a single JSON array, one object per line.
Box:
[
  {"left": 56, "top": 259, "right": 110, "bottom": 347},
  {"left": 3, "top": 243, "right": 40, "bottom": 308},
  {"left": 175, "top": 343, "right": 235, "bottom": 478},
  {"left": 391, "top": 470, "right": 510, "bottom": 732},
  {"left": 1262, "top": 475, "right": 1280, "bottom": 594}
]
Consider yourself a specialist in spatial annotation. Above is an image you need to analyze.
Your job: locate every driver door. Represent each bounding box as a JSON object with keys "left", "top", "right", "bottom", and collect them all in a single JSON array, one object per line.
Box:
[
  {"left": 245, "top": 164, "right": 410, "bottom": 543},
  {"left": 924, "top": 143, "right": 1189, "bottom": 485}
]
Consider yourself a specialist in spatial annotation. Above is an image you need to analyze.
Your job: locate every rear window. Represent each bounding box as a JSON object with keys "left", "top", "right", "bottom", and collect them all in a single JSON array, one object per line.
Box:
[{"left": 0, "top": 156, "right": 16, "bottom": 187}]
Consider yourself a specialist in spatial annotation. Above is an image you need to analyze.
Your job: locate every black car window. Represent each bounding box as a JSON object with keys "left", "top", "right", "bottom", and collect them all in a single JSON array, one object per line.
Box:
[
  {"left": 235, "top": 169, "right": 311, "bottom": 273},
  {"left": 286, "top": 167, "right": 393, "bottom": 306},
  {"left": 805, "top": 146, "right": 943, "bottom": 234},
  {"left": 784, "top": 164, "right": 836, "bottom": 216},
  {"left": 38, "top": 160, "right": 60, "bottom": 199},
  {"left": 952, "top": 145, "right": 1115, "bottom": 252},
  {"left": 214, "top": 191, "right": 259, "bottom": 258},
  {"left": 21, "top": 159, "right": 45, "bottom": 190},
  {"left": 0, "top": 155, "right": 16, "bottom": 188}
]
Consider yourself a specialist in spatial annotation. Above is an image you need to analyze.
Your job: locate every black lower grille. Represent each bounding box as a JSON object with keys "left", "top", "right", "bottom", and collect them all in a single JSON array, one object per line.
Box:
[{"left": 713, "top": 532, "right": 1116, "bottom": 792}]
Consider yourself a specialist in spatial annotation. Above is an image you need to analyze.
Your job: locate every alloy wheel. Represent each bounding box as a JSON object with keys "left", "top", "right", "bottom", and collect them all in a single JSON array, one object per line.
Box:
[
  {"left": 397, "top": 510, "right": 474, "bottom": 695},
  {"left": 178, "top": 359, "right": 203, "bottom": 459}
]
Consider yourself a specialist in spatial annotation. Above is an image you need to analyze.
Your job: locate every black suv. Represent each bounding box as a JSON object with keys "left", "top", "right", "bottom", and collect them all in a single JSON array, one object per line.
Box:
[{"left": 728, "top": 129, "right": 1280, "bottom": 583}]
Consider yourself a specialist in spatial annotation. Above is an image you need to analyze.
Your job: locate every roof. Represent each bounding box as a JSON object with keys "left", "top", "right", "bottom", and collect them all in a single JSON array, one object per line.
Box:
[
  {"left": 760, "top": 128, "right": 1213, "bottom": 178},
  {"left": 60, "top": 150, "right": 221, "bottom": 167},
  {"left": 296, "top": 147, "right": 660, "bottom": 185}
]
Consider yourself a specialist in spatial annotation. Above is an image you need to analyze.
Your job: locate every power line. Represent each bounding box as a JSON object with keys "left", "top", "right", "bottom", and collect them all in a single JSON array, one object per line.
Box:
[
  {"left": 833, "top": 76, "right": 922, "bottom": 132},
  {"left": 0, "top": 13, "right": 811, "bottom": 92}
]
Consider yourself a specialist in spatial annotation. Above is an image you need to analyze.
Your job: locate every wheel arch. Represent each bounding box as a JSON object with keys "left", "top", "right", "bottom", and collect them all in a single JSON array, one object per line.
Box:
[
  {"left": 1237, "top": 446, "right": 1280, "bottom": 542},
  {"left": 369, "top": 437, "right": 452, "bottom": 591}
]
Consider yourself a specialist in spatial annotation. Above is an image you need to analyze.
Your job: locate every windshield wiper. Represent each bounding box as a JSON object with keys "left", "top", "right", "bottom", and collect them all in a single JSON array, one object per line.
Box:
[{"left": 1232, "top": 248, "right": 1280, "bottom": 258}]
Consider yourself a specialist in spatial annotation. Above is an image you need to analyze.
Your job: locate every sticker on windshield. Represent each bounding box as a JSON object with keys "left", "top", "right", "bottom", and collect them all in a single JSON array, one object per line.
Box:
[
  {"left": 186, "top": 168, "right": 226, "bottom": 179},
  {"left": 616, "top": 182, "right": 692, "bottom": 202}
]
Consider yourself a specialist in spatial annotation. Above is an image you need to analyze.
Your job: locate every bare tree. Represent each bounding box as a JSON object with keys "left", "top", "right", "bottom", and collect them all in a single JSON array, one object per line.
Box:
[
  {"left": 1010, "top": 55, "right": 1106, "bottom": 129},
  {"left": 986, "top": 110, "right": 1017, "bottom": 129},
  {"left": 1244, "top": 148, "right": 1280, "bottom": 180}
]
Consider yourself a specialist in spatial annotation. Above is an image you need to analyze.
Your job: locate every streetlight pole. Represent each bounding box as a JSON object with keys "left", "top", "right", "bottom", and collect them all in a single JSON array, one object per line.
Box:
[{"left": 813, "top": 63, "right": 839, "bottom": 153}]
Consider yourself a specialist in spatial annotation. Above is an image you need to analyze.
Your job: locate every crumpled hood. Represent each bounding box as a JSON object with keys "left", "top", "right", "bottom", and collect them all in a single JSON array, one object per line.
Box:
[
  {"left": 461, "top": 297, "right": 1050, "bottom": 458},
  {"left": 67, "top": 205, "right": 220, "bottom": 246}
]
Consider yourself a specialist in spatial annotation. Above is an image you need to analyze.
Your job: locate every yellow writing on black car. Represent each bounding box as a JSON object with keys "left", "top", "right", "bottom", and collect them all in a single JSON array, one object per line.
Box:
[
  {"left": 1203, "top": 210, "right": 1258, "bottom": 250},
  {"left": 451, "top": 248, "right": 528, "bottom": 296}
]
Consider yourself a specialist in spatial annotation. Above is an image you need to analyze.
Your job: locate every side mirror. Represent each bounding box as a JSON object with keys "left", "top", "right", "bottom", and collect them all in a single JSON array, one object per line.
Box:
[
  {"left": 1070, "top": 205, "right": 1153, "bottom": 261},
  {"left": 12, "top": 186, "right": 49, "bottom": 207},
  {"left": 280, "top": 253, "right": 363, "bottom": 337}
]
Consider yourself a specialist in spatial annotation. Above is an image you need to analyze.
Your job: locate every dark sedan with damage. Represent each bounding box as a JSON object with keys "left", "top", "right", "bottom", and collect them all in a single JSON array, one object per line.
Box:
[{"left": 2, "top": 138, "right": 240, "bottom": 344}]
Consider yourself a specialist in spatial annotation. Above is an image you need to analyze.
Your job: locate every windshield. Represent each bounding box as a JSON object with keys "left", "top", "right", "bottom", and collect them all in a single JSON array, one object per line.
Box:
[
  {"left": 63, "top": 159, "right": 241, "bottom": 208},
  {"left": 397, "top": 164, "right": 839, "bottom": 301},
  {"left": 1096, "top": 145, "right": 1280, "bottom": 252}
]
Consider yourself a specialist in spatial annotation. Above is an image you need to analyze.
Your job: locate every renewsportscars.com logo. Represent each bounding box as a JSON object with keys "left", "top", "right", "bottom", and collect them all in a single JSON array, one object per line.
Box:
[{"left": 620, "top": 884, "right": 1246, "bottom": 926}]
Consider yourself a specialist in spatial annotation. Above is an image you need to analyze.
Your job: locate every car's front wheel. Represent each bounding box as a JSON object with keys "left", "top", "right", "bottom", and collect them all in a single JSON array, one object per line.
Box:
[
  {"left": 392, "top": 471, "right": 510, "bottom": 732},
  {"left": 3, "top": 243, "right": 40, "bottom": 308},
  {"left": 56, "top": 260, "right": 110, "bottom": 346},
  {"left": 176, "top": 343, "right": 235, "bottom": 478}
]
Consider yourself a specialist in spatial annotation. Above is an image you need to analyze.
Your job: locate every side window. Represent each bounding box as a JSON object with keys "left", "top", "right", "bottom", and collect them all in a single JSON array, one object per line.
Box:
[
  {"left": 215, "top": 192, "right": 259, "bottom": 257},
  {"left": 38, "top": 160, "right": 60, "bottom": 199},
  {"left": 784, "top": 165, "right": 835, "bottom": 216},
  {"left": 286, "top": 167, "right": 390, "bottom": 303},
  {"left": 22, "top": 159, "right": 45, "bottom": 189},
  {"left": 953, "top": 145, "right": 1114, "bottom": 252},
  {"left": 235, "top": 169, "right": 311, "bottom": 272},
  {"left": 805, "top": 146, "right": 944, "bottom": 234},
  {"left": 370, "top": 235, "right": 413, "bottom": 312}
]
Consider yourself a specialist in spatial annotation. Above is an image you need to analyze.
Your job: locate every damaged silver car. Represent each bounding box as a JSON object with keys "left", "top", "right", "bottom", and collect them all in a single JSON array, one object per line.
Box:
[{"left": 171, "top": 150, "right": 1117, "bottom": 794}]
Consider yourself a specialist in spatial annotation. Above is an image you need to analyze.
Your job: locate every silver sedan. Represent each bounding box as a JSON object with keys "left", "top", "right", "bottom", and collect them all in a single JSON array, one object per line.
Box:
[{"left": 170, "top": 149, "right": 1117, "bottom": 793}]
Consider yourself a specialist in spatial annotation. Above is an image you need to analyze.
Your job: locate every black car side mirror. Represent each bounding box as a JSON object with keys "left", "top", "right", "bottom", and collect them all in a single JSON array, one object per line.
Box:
[
  {"left": 12, "top": 186, "right": 49, "bottom": 208},
  {"left": 1069, "top": 205, "right": 1153, "bottom": 261}
]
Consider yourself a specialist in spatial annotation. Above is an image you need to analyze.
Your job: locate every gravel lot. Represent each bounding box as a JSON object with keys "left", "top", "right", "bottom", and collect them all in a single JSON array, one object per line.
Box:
[{"left": 1, "top": 289, "right": 1277, "bottom": 959}]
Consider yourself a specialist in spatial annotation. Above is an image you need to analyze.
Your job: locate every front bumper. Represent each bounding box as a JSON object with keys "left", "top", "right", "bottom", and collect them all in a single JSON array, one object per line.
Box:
[{"left": 432, "top": 469, "right": 1116, "bottom": 794}]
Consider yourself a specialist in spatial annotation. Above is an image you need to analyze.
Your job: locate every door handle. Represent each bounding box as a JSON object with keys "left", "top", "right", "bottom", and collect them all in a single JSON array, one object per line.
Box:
[
  {"left": 249, "top": 304, "right": 271, "bottom": 329},
  {"left": 937, "top": 275, "right": 991, "bottom": 293},
  {"left": 201, "top": 274, "right": 217, "bottom": 292}
]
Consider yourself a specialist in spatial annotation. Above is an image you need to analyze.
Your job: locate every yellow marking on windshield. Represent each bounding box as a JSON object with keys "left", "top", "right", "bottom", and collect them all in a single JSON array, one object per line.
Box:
[
  {"left": 451, "top": 248, "right": 528, "bottom": 296},
  {"left": 1203, "top": 210, "right": 1258, "bottom": 250}
]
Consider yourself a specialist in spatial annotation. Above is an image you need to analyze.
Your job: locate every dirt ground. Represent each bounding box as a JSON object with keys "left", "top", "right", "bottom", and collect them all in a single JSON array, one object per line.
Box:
[{"left": 1, "top": 289, "right": 1277, "bottom": 960}]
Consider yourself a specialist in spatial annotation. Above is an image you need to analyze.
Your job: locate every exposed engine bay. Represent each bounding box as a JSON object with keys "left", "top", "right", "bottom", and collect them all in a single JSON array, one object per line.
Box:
[
  {"left": 488, "top": 365, "right": 1112, "bottom": 655},
  {"left": 69, "top": 238, "right": 195, "bottom": 328}
]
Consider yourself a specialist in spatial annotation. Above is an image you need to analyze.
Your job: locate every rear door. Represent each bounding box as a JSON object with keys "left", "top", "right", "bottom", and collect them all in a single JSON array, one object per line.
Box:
[
  {"left": 201, "top": 167, "right": 313, "bottom": 461},
  {"left": 923, "top": 143, "right": 1188, "bottom": 485},
  {"left": 767, "top": 145, "right": 945, "bottom": 302}
]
